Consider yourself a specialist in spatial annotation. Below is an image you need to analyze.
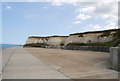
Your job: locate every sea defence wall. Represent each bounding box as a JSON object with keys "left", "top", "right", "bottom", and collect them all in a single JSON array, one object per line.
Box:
[
  {"left": 63, "top": 46, "right": 110, "bottom": 52},
  {"left": 25, "top": 29, "right": 118, "bottom": 46},
  {"left": 108, "top": 47, "right": 120, "bottom": 71}
]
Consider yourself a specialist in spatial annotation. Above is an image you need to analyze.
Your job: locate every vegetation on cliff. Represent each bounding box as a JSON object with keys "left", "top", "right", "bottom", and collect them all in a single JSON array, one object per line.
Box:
[
  {"left": 23, "top": 43, "right": 50, "bottom": 47},
  {"left": 66, "top": 41, "right": 117, "bottom": 47},
  {"left": 100, "top": 31, "right": 110, "bottom": 37}
]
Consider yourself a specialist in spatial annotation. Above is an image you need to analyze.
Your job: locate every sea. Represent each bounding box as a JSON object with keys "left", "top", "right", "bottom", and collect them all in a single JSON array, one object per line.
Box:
[{"left": 0, "top": 44, "right": 21, "bottom": 50}]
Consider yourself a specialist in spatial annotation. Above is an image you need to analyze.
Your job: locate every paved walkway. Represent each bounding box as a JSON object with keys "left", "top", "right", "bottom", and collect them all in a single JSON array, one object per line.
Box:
[
  {"left": 26, "top": 47, "right": 118, "bottom": 79},
  {"left": 2, "top": 47, "right": 69, "bottom": 79}
]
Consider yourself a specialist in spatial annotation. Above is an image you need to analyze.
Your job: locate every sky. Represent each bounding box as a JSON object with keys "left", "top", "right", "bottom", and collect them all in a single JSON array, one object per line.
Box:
[{"left": 2, "top": 1, "right": 118, "bottom": 44}]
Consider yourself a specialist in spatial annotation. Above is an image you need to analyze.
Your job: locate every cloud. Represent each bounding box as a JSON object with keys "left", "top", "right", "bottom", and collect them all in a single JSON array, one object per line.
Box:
[
  {"left": 3, "top": 1, "right": 118, "bottom": 31},
  {"left": 73, "top": 21, "right": 81, "bottom": 24},
  {"left": 52, "top": 2, "right": 63, "bottom": 6},
  {"left": 74, "top": 2, "right": 118, "bottom": 30},
  {"left": 94, "top": 2, "right": 118, "bottom": 29},
  {"left": 76, "top": 14, "right": 91, "bottom": 20},
  {"left": 88, "top": 24, "right": 101, "bottom": 29},
  {"left": 77, "top": 6, "right": 96, "bottom": 13},
  {"left": 94, "top": 3, "right": 117, "bottom": 19},
  {"left": 5, "top": 6, "right": 12, "bottom": 10},
  {"left": 26, "top": 0, "right": 41, "bottom": 2},
  {"left": 24, "top": 14, "right": 38, "bottom": 18},
  {"left": 51, "top": 2, "right": 118, "bottom": 30},
  {"left": 2, "top": 0, "right": 119, "bottom": 2},
  {"left": 87, "top": 23, "right": 118, "bottom": 30},
  {"left": 67, "top": 26, "right": 72, "bottom": 28},
  {"left": 104, "top": 22, "right": 117, "bottom": 29},
  {"left": 43, "top": 6, "right": 48, "bottom": 9}
]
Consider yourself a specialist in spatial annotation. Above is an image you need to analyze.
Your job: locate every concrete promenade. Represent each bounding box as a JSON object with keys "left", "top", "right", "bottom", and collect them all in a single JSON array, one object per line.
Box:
[
  {"left": 26, "top": 47, "right": 118, "bottom": 79},
  {"left": 2, "top": 47, "right": 69, "bottom": 79},
  {"left": 2, "top": 46, "right": 118, "bottom": 79}
]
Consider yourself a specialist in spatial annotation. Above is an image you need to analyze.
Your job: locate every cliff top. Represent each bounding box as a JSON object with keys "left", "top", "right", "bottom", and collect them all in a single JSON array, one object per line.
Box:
[
  {"left": 29, "top": 35, "right": 68, "bottom": 38},
  {"left": 70, "top": 29, "right": 120, "bottom": 35},
  {"left": 28, "top": 28, "right": 120, "bottom": 38}
]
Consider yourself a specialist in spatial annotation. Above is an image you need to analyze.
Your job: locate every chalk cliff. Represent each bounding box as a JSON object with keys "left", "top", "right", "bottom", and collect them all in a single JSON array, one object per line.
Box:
[
  {"left": 25, "top": 36, "right": 68, "bottom": 46},
  {"left": 25, "top": 29, "right": 119, "bottom": 46}
]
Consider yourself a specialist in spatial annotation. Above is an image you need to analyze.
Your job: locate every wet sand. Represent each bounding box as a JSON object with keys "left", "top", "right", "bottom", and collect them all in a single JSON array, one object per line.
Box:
[{"left": 25, "top": 47, "right": 118, "bottom": 79}]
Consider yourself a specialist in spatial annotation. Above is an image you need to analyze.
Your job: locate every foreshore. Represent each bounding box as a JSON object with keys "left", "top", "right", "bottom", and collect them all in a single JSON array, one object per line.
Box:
[{"left": 1, "top": 46, "right": 118, "bottom": 79}]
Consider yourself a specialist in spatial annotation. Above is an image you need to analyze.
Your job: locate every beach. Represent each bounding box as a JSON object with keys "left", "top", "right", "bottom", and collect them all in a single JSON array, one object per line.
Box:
[{"left": 25, "top": 47, "right": 118, "bottom": 79}]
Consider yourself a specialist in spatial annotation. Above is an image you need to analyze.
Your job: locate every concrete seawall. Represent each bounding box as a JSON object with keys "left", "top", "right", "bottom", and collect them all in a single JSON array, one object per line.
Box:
[
  {"left": 42, "top": 46, "right": 110, "bottom": 52},
  {"left": 63, "top": 46, "right": 110, "bottom": 52},
  {"left": 108, "top": 47, "right": 120, "bottom": 71}
]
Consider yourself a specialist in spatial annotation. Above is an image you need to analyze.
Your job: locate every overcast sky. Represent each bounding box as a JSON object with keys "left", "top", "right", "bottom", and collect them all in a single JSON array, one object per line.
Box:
[{"left": 2, "top": 1, "right": 118, "bottom": 44}]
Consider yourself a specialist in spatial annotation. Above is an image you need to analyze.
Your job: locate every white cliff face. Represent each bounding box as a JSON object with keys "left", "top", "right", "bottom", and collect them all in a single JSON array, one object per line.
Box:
[
  {"left": 64, "top": 34, "right": 114, "bottom": 45},
  {"left": 25, "top": 30, "right": 117, "bottom": 46},
  {"left": 98, "top": 36, "right": 113, "bottom": 43},
  {"left": 25, "top": 37, "right": 47, "bottom": 44},
  {"left": 26, "top": 35, "right": 114, "bottom": 46},
  {"left": 47, "top": 37, "right": 67, "bottom": 46},
  {"left": 25, "top": 36, "right": 68, "bottom": 46}
]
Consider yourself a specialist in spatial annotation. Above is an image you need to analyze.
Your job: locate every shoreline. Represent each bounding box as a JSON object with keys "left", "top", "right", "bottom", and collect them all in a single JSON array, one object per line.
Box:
[
  {"left": 1, "top": 44, "right": 21, "bottom": 50},
  {"left": 2, "top": 46, "right": 21, "bottom": 50}
]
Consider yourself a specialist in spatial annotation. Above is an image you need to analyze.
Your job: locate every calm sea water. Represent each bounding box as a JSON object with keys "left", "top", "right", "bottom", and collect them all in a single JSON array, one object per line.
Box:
[{"left": 0, "top": 44, "right": 21, "bottom": 49}]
